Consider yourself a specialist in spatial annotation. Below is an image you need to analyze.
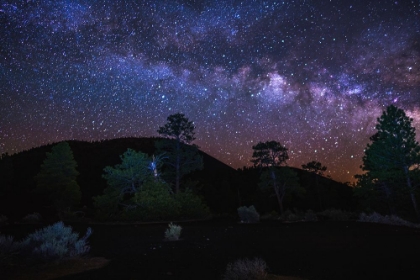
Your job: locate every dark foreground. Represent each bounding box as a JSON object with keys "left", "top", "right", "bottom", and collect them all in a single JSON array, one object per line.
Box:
[{"left": 2, "top": 220, "right": 420, "bottom": 280}]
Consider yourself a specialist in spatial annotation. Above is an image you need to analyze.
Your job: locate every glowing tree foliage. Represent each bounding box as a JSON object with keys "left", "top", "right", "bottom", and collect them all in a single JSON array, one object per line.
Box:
[
  {"left": 94, "top": 147, "right": 209, "bottom": 221},
  {"left": 95, "top": 149, "right": 166, "bottom": 218},
  {"left": 358, "top": 105, "right": 420, "bottom": 218},
  {"left": 102, "top": 149, "right": 154, "bottom": 195}
]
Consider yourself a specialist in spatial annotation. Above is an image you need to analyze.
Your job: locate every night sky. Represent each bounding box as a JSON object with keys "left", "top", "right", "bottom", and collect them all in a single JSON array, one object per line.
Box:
[{"left": 1, "top": 0, "right": 419, "bottom": 183}]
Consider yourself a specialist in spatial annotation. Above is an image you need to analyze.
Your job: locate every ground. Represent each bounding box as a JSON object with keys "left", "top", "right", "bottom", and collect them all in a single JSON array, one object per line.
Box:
[{"left": 2, "top": 219, "right": 420, "bottom": 279}]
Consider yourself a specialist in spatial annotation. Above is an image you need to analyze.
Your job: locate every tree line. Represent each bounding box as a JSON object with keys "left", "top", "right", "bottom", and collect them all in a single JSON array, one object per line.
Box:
[
  {"left": 1, "top": 105, "right": 419, "bottom": 221},
  {"left": 32, "top": 113, "right": 207, "bottom": 220}
]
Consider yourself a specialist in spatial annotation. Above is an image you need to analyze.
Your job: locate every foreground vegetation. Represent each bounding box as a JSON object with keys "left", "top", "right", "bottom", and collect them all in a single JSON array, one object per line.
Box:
[
  {"left": 2, "top": 216, "right": 420, "bottom": 280},
  {"left": 0, "top": 222, "right": 91, "bottom": 265}
]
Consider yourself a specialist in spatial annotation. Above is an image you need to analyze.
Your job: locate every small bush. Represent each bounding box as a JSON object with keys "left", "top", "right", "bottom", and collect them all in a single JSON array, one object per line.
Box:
[
  {"left": 281, "top": 209, "right": 302, "bottom": 222},
  {"left": 22, "top": 212, "right": 42, "bottom": 223},
  {"left": 93, "top": 187, "right": 123, "bottom": 221},
  {"left": 358, "top": 212, "right": 419, "bottom": 228},
  {"left": 260, "top": 211, "right": 280, "bottom": 220},
  {"left": 0, "top": 234, "right": 21, "bottom": 259},
  {"left": 304, "top": 209, "right": 318, "bottom": 222},
  {"left": 0, "top": 233, "right": 22, "bottom": 264},
  {"left": 387, "top": 215, "right": 416, "bottom": 227},
  {"left": 318, "top": 208, "right": 352, "bottom": 221},
  {"left": 176, "top": 189, "right": 211, "bottom": 219},
  {"left": 165, "top": 223, "right": 182, "bottom": 241},
  {"left": 129, "top": 181, "right": 180, "bottom": 221},
  {"left": 222, "top": 257, "right": 268, "bottom": 280},
  {"left": 237, "top": 205, "right": 260, "bottom": 223},
  {"left": 21, "top": 221, "right": 92, "bottom": 260},
  {"left": 358, "top": 212, "right": 382, "bottom": 223}
]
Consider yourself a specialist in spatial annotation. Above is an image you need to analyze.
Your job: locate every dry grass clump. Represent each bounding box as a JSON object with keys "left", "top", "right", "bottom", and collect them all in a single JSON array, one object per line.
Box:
[{"left": 164, "top": 223, "right": 182, "bottom": 241}]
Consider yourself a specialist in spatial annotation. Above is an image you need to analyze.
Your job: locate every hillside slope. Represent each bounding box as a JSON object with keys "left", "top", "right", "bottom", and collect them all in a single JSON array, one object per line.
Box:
[
  {"left": 0, "top": 137, "right": 355, "bottom": 220},
  {"left": 0, "top": 137, "right": 235, "bottom": 219}
]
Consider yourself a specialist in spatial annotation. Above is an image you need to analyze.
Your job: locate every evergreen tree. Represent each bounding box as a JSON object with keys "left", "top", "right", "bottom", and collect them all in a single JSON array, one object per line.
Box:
[
  {"left": 358, "top": 105, "right": 420, "bottom": 218},
  {"left": 158, "top": 113, "right": 196, "bottom": 144},
  {"left": 251, "top": 141, "right": 298, "bottom": 214},
  {"left": 251, "top": 141, "right": 289, "bottom": 168},
  {"left": 35, "top": 142, "right": 81, "bottom": 213},
  {"left": 102, "top": 149, "right": 154, "bottom": 195},
  {"left": 302, "top": 161, "right": 327, "bottom": 175},
  {"left": 95, "top": 149, "right": 163, "bottom": 218},
  {"left": 156, "top": 113, "right": 203, "bottom": 193}
]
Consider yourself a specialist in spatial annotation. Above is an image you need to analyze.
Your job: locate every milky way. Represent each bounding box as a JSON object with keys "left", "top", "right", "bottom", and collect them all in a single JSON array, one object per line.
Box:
[{"left": 1, "top": 0, "right": 419, "bottom": 182}]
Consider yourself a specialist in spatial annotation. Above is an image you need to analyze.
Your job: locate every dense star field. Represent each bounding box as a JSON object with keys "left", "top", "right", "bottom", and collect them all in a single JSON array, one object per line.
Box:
[{"left": 1, "top": 0, "right": 419, "bottom": 183}]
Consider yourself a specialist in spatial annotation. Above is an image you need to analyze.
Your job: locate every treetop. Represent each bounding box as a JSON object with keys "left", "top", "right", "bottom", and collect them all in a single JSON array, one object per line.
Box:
[{"left": 157, "top": 113, "right": 196, "bottom": 144}]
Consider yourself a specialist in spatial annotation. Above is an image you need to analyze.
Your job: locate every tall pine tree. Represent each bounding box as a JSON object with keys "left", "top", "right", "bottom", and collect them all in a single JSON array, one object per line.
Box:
[
  {"left": 251, "top": 141, "right": 289, "bottom": 168},
  {"left": 35, "top": 142, "right": 81, "bottom": 213},
  {"left": 359, "top": 105, "right": 420, "bottom": 218},
  {"left": 156, "top": 113, "right": 203, "bottom": 193},
  {"left": 251, "top": 141, "right": 299, "bottom": 214}
]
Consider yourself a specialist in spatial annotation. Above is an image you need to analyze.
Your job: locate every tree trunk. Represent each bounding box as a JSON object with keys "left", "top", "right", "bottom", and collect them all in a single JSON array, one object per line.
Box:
[
  {"left": 175, "top": 140, "right": 180, "bottom": 194},
  {"left": 404, "top": 166, "right": 420, "bottom": 220},
  {"left": 382, "top": 182, "right": 396, "bottom": 215},
  {"left": 315, "top": 173, "right": 323, "bottom": 211},
  {"left": 175, "top": 155, "right": 180, "bottom": 194},
  {"left": 409, "top": 192, "right": 419, "bottom": 220},
  {"left": 237, "top": 188, "right": 242, "bottom": 208},
  {"left": 271, "top": 169, "right": 284, "bottom": 215},
  {"left": 276, "top": 189, "right": 284, "bottom": 215}
]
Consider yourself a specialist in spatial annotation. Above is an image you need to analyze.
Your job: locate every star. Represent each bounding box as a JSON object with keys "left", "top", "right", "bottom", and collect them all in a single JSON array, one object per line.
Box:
[{"left": 1, "top": 0, "right": 419, "bottom": 183}]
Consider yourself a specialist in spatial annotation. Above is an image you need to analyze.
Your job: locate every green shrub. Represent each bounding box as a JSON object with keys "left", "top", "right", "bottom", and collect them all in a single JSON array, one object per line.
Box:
[
  {"left": 175, "top": 189, "right": 211, "bottom": 219},
  {"left": 237, "top": 205, "right": 260, "bottom": 223},
  {"left": 164, "top": 223, "right": 182, "bottom": 241},
  {"left": 129, "top": 181, "right": 180, "bottom": 221},
  {"left": 222, "top": 257, "right": 268, "bottom": 280},
  {"left": 95, "top": 180, "right": 213, "bottom": 221},
  {"left": 20, "top": 221, "right": 92, "bottom": 260},
  {"left": 93, "top": 187, "right": 122, "bottom": 221}
]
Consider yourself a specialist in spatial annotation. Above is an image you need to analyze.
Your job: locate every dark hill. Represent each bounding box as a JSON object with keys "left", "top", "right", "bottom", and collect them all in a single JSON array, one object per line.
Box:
[
  {"left": 0, "top": 137, "right": 355, "bottom": 220},
  {"left": 0, "top": 137, "right": 236, "bottom": 220}
]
